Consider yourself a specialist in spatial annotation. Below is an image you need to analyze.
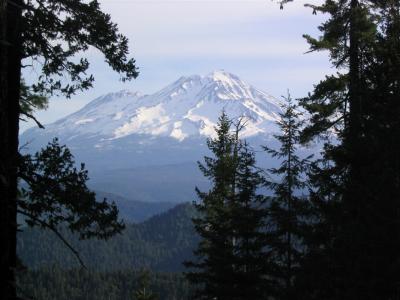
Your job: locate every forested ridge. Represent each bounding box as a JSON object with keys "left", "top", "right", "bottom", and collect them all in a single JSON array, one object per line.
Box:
[
  {"left": 18, "top": 203, "right": 198, "bottom": 272},
  {"left": 17, "top": 268, "right": 192, "bottom": 300}
]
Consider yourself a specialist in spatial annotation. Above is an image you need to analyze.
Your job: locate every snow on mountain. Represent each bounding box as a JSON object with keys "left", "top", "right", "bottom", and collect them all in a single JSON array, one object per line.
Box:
[
  {"left": 27, "top": 70, "right": 282, "bottom": 144},
  {"left": 20, "top": 71, "right": 308, "bottom": 202}
]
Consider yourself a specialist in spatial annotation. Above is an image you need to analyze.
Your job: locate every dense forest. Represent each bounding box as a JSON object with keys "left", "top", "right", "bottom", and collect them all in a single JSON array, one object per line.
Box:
[
  {"left": 17, "top": 268, "right": 192, "bottom": 300},
  {"left": 95, "top": 191, "right": 177, "bottom": 224},
  {"left": 17, "top": 204, "right": 197, "bottom": 299},
  {"left": 18, "top": 203, "right": 198, "bottom": 272}
]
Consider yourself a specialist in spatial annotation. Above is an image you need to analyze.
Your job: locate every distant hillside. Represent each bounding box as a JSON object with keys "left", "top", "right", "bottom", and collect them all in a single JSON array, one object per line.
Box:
[
  {"left": 91, "top": 162, "right": 210, "bottom": 203},
  {"left": 17, "top": 267, "right": 193, "bottom": 300},
  {"left": 18, "top": 203, "right": 199, "bottom": 272},
  {"left": 96, "top": 190, "right": 176, "bottom": 223}
]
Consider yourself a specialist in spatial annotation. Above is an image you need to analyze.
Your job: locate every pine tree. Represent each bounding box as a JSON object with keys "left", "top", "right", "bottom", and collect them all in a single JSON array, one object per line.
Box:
[
  {"left": 263, "top": 94, "right": 311, "bottom": 300},
  {"left": 18, "top": 139, "right": 125, "bottom": 241},
  {"left": 185, "top": 112, "right": 239, "bottom": 300},
  {"left": 294, "top": 145, "right": 345, "bottom": 300},
  {"left": 185, "top": 112, "right": 271, "bottom": 300},
  {"left": 281, "top": 2, "right": 400, "bottom": 299},
  {"left": 134, "top": 269, "right": 158, "bottom": 300},
  {"left": 230, "top": 140, "right": 272, "bottom": 300},
  {"left": 0, "top": 1, "right": 138, "bottom": 298}
]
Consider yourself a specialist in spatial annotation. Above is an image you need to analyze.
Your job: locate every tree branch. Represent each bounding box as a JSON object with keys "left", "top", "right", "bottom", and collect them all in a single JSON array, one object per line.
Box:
[
  {"left": 19, "top": 111, "right": 45, "bottom": 129},
  {"left": 17, "top": 209, "right": 87, "bottom": 269}
]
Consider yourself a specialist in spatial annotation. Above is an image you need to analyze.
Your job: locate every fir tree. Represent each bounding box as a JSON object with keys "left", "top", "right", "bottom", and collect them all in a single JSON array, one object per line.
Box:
[
  {"left": 18, "top": 139, "right": 125, "bottom": 264},
  {"left": 185, "top": 112, "right": 239, "bottom": 300},
  {"left": 0, "top": 1, "right": 138, "bottom": 298},
  {"left": 281, "top": 2, "right": 400, "bottom": 298},
  {"left": 134, "top": 269, "right": 158, "bottom": 300},
  {"left": 185, "top": 112, "right": 271, "bottom": 300},
  {"left": 263, "top": 94, "right": 311, "bottom": 300},
  {"left": 231, "top": 140, "right": 271, "bottom": 300}
]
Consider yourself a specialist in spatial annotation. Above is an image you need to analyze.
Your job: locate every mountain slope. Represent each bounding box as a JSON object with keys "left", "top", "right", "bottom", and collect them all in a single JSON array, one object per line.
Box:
[
  {"left": 21, "top": 70, "right": 281, "bottom": 147},
  {"left": 17, "top": 203, "right": 198, "bottom": 272},
  {"left": 97, "top": 191, "right": 176, "bottom": 223},
  {"left": 20, "top": 71, "right": 288, "bottom": 202}
]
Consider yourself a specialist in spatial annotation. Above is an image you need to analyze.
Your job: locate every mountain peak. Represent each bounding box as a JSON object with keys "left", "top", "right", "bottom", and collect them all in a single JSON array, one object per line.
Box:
[
  {"left": 95, "top": 90, "right": 143, "bottom": 102},
  {"left": 113, "top": 90, "right": 143, "bottom": 98},
  {"left": 23, "top": 71, "right": 282, "bottom": 143},
  {"left": 174, "top": 70, "right": 244, "bottom": 91},
  {"left": 207, "top": 70, "right": 240, "bottom": 83}
]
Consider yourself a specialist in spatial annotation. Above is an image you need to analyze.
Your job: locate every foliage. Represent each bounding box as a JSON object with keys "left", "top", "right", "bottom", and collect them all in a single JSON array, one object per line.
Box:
[
  {"left": 17, "top": 203, "right": 198, "bottom": 272},
  {"left": 21, "top": 0, "right": 138, "bottom": 98},
  {"left": 134, "top": 269, "right": 158, "bottom": 300},
  {"left": 281, "top": 2, "right": 400, "bottom": 299},
  {"left": 19, "top": 80, "right": 48, "bottom": 128},
  {"left": 185, "top": 112, "right": 271, "bottom": 300},
  {"left": 298, "top": 1, "right": 376, "bottom": 143},
  {"left": 1, "top": 0, "right": 138, "bottom": 298},
  {"left": 18, "top": 138, "right": 124, "bottom": 241},
  {"left": 263, "top": 94, "right": 312, "bottom": 299},
  {"left": 17, "top": 267, "right": 192, "bottom": 300},
  {"left": 17, "top": 139, "right": 124, "bottom": 268}
]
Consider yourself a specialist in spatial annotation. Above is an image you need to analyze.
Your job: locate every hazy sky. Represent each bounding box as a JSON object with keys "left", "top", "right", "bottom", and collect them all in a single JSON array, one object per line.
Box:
[{"left": 21, "top": 0, "right": 332, "bottom": 133}]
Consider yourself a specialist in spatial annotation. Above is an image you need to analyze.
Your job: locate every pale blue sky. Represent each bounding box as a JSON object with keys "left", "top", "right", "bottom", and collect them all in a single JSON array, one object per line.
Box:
[{"left": 21, "top": 0, "right": 331, "bottom": 133}]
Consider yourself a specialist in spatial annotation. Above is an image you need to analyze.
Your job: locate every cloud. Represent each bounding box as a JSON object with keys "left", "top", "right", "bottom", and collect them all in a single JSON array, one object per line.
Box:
[
  {"left": 100, "top": 0, "right": 322, "bottom": 29},
  {"left": 97, "top": 0, "right": 327, "bottom": 60},
  {"left": 20, "top": 0, "right": 330, "bottom": 132}
]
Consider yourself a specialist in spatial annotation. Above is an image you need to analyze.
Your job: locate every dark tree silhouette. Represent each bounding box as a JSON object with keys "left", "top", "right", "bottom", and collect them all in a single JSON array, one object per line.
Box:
[
  {"left": 281, "top": 2, "right": 400, "bottom": 299},
  {"left": 0, "top": 1, "right": 138, "bottom": 299},
  {"left": 263, "top": 94, "right": 311, "bottom": 300},
  {"left": 185, "top": 112, "right": 271, "bottom": 300}
]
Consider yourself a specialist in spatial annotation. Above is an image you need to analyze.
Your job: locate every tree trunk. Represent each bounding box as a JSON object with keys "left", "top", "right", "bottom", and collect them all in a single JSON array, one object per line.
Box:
[
  {"left": 0, "top": 0, "right": 22, "bottom": 299},
  {"left": 348, "top": 1, "right": 362, "bottom": 153},
  {"left": 345, "top": 0, "right": 366, "bottom": 297}
]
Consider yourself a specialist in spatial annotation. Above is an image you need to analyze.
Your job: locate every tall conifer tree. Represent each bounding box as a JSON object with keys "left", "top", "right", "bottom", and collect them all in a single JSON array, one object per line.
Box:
[
  {"left": 263, "top": 94, "right": 310, "bottom": 300},
  {"left": 134, "top": 269, "right": 158, "bottom": 300},
  {"left": 280, "top": 1, "right": 400, "bottom": 298},
  {"left": 0, "top": 1, "right": 138, "bottom": 298},
  {"left": 185, "top": 112, "right": 271, "bottom": 300},
  {"left": 231, "top": 140, "right": 271, "bottom": 300}
]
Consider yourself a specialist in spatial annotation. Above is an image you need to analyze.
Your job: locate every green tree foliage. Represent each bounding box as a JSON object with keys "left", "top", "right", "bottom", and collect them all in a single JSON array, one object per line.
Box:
[
  {"left": 22, "top": 0, "right": 139, "bottom": 97},
  {"left": 16, "top": 205, "right": 197, "bottom": 299},
  {"left": 134, "top": 269, "right": 158, "bottom": 300},
  {"left": 263, "top": 94, "right": 311, "bottom": 300},
  {"left": 0, "top": 0, "right": 138, "bottom": 298},
  {"left": 17, "top": 267, "right": 192, "bottom": 300},
  {"left": 17, "top": 203, "right": 198, "bottom": 272},
  {"left": 280, "top": 2, "right": 400, "bottom": 299},
  {"left": 18, "top": 139, "right": 124, "bottom": 266},
  {"left": 231, "top": 141, "right": 271, "bottom": 300},
  {"left": 19, "top": 80, "right": 48, "bottom": 128},
  {"left": 185, "top": 112, "right": 271, "bottom": 300}
]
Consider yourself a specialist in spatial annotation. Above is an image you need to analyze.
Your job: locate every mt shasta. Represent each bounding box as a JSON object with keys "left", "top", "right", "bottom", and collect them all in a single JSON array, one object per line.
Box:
[{"left": 21, "top": 71, "right": 293, "bottom": 203}]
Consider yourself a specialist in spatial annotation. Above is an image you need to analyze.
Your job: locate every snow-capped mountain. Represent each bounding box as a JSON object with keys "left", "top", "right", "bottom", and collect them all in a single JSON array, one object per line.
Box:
[
  {"left": 20, "top": 71, "right": 287, "bottom": 202},
  {"left": 30, "top": 70, "right": 282, "bottom": 144}
]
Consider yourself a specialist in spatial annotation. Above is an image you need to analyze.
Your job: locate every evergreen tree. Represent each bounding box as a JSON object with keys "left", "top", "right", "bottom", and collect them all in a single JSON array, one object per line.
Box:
[
  {"left": 294, "top": 145, "right": 345, "bottom": 300},
  {"left": 263, "top": 94, "right": 311, "bottom": 300},
  {"left": 18, "top": 139, "right": 125, "bottom": 264},
  {"left": 185, "top": 112, "right": 271, "bottom": 300},
  {"left": 134, "top": 269, "right": 158, "bottom": 300},
  {"left": 0, "top": 1, "right": 138, "bottom": 298},
  {"left": 19, "top": 80, "right": 48, "bottom": 129},
  {"left": 231, "top": 140, "right": 271, "bottom": 300},
  {"left": 185, "top": 112, "right": 239, "bottom": 300},
  {"left": 281, "top": 2, "right": 400, "bottom": 299},
  {"left": 16, "top": 267, "right": 192, "bottom": 300}
]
